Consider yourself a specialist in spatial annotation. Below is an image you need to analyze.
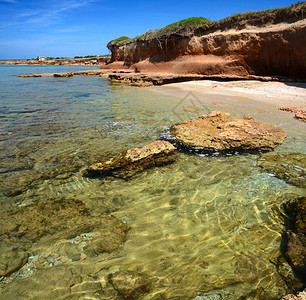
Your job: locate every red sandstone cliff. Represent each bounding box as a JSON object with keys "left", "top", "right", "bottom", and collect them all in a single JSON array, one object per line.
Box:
[{"left": 106, "top": 3, "right": 306, "bottom": 79}]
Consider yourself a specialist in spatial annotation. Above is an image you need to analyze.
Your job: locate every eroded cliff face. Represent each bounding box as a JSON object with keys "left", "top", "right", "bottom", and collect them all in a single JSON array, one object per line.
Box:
[{"left": 107, "top": 8, "right": 306, "bottom": 79}]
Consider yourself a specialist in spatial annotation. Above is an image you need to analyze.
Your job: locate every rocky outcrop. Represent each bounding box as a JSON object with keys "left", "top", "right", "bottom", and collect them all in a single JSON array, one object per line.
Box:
[
  {"left": 257, "top": 152, "right": 306, "bottom": 187},
  {"left": 84, "top": 140, "right": 176, "bottom": 179},
  {"left": 170, "top": 111, "right": 286, "bottom": 152},
  {"left": 279, "top": 107, "right": 306, "bottom": 122},
  {"left": 106, "top": 3, "right": 306, "bottom": 79}
]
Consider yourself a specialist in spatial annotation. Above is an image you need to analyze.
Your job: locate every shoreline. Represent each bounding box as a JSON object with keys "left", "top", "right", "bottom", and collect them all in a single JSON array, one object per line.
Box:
[
  {"left": 14, "top": 67, "right": 306, "bottom": 83},
  {"left": 14, "top": 67, "right": 306, "bottom": 110},
  {"left": 154, "top": 80, "right": 306, "bottom": 109}
]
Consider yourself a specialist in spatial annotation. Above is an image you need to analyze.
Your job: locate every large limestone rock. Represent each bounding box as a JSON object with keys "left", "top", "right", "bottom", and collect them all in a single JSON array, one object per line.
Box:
[
  {"left": 84, "top": 140, "right": 176, "bottom": 178},
  {"left": 170, "top": 111, "right": 286, "bottom": 152},
  {"left": 257, "top": 152, "right": 306, "bottom": 187}
]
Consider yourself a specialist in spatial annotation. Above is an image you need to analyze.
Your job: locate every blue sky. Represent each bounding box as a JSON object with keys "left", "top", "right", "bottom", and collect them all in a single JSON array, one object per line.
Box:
[{"left": 0, "top": 0, "right": 300, "bottom": 59}]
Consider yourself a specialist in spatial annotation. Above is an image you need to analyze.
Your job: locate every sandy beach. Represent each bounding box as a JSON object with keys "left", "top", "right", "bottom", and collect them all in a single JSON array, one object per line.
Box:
[{"left": 156, "top": 80, "right": 306, "bottom": 108}]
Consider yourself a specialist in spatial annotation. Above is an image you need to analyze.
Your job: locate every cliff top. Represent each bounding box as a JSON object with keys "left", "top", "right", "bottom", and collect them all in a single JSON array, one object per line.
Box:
[{"left": 107, "top": 1, "right": 306, "bottom": 48}]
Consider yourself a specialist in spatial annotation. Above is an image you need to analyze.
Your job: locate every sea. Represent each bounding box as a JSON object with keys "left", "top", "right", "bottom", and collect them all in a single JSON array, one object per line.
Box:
[{"left": 0, "top": 65, "right": 305, "bottom": 299}]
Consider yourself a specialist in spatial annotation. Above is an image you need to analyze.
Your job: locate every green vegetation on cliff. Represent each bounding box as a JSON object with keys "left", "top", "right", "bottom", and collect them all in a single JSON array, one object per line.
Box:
[
  {"left": 154, "top": 17, "right": 211, "bottom": 35},
  {"left": 107, "top": 36, "right": 131, "bottom": 47},
  {"left": 135, "top": 17, "right": 211, "bottom": 40},
  {"left": 107, "top": 1, "right": 306, "bottom": 47}
]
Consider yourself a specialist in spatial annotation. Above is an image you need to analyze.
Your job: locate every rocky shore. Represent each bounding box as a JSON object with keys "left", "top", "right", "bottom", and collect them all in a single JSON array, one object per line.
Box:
[{"left": 16, "top": 68, "right": 306, "bottom": 87}]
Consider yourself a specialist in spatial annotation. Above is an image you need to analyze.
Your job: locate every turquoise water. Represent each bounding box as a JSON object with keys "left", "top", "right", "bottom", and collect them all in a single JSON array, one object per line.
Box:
[{"left": 0, "top": 65, "right": 305, "bottom": 299}]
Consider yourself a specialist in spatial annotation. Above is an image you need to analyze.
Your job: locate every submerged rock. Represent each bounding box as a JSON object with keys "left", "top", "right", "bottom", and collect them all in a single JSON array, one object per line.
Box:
[
  {"left": 281, "top": 196, "right": 306, "bottom": 285},
  {"left": 84, "top": 140, "right": 176, "bottom": 179},
  {"left": 0, "top": 199, "right": 128, "bottom": 262},
  {"left": 109, "top": 270, "right": 151, "bottom": 299},
  {"left": 0, "top": 248, "right": 28, "bottom": 277},
  {"left": 170, "top": 111, "right": 286, "bottom": 152},
  {"left": 238, "top": 288, "right": 276, "bottom": 300},
  {"left": 257, "top": 152, "right": 306, "bottom": 187}
]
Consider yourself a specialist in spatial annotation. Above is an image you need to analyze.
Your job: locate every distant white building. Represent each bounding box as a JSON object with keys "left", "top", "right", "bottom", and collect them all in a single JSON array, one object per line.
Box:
[{"left": 37, "top": 56, "right": 46, "bottom": 62}]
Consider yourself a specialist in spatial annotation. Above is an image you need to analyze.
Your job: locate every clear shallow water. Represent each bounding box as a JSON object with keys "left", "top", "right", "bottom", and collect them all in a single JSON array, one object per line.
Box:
[{"left": 0, "top": 66, "right": 305, "bottom": 299}]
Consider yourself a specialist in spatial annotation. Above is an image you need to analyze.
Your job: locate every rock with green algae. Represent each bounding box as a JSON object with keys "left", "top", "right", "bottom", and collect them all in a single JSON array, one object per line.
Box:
[
  {"left": 108, "top": 270, "right": 152, "bottom": 300},
  {"left": 170, "top": 111, "right": 286, "bottom": 152},
  {"left": 257, "top": 152, "right": 306, "bottom": 187},
  {"left": 83, "top": 140, "right": 176, "bottom": 179}
]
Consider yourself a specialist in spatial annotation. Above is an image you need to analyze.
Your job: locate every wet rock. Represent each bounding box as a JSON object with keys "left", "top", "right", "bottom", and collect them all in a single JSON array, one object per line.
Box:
[
  {"left": 281, "top": 196, "right": 306, "bottom": 284},
  {"left": 0, "top": 248, "right": 28, "bottom": 276},
  {"left": 0, "top": 199, "right": 128, "bottom": 253},
  {"left": 286, "top": 231, "right": 306, "bottom": 275},
  {"left": 16, "top": 72, "right": 74, "bottom": 78},
  {"left": 257, "top": 152, "right": 306, "bottom": 187},
  {"left": 275, "top": 256, "right": 304, "bottom": 292},
  {"left": 84, "top": 140, "right": 176, "bottom": 179},
  {"left": 109, "top": 270, "right": 151, "bottom": 299},
  {"left": 170, "top": 111, "right": 286, "bottom": 153},
  {"left": 53, "top": 72, "right": 74, "bottom": 77},
  {"left": 279, "top": 107, "right": 306, "bottom": 122}
]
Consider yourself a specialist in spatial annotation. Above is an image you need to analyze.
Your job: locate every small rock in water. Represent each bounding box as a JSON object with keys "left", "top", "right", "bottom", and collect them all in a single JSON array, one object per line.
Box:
[
  {"left": 108, "top": 270, "right": 151, "bottom": 299},
  {"left": 84, "top": 140, "right": 176, "bottom": 179}
]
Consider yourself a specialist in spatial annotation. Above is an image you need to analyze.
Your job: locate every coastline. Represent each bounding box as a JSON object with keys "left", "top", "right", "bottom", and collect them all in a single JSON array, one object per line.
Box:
[{"left": 14, "top": 66, "right": 306, "bottom": 109}]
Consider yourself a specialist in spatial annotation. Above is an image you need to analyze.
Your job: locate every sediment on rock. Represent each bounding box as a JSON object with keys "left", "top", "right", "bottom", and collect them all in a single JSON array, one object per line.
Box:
[
  {"left": 83, "top": 140, "right": 176, "bottom": 179},
  {"left": 169, "top": 111, "right": 286, "bottom": 153}
]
